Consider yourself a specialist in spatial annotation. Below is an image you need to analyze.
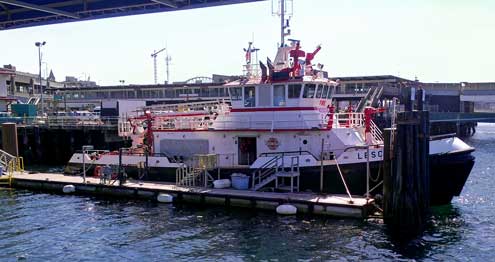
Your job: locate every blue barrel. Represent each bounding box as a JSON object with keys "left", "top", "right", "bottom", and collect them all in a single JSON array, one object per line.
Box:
[{"left": 231, "top": 173, "right": 249, "bottom": 190}]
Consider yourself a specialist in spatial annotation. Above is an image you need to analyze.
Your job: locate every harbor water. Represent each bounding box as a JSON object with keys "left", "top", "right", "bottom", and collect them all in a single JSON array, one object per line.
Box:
[{"left": 0, "top": 125, "right": 494, "bottom": 261}]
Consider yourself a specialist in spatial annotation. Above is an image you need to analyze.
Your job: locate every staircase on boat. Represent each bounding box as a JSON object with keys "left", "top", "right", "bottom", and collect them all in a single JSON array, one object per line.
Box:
[
  {"left": 251, "top": 155, "right": 300, "bottom": 192},
  {"left": 356, "top": 86, "right": 384, "bottom": 112}
]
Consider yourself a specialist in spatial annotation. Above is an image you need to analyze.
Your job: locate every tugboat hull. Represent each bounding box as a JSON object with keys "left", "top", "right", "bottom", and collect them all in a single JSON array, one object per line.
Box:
[{"left": 66, "top": 150, "right": 474, "bottom": 206}]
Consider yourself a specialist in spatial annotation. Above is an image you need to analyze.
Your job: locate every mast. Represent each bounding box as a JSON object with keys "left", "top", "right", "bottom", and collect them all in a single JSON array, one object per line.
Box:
[{"left": 273, "top": 0, "right": 292, "bottom": 47}]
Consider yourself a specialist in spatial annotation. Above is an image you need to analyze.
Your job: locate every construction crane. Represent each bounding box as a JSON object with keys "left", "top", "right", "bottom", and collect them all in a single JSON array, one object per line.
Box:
[{"left": 151, "top": 47, "right": 166, "bottom": 84}]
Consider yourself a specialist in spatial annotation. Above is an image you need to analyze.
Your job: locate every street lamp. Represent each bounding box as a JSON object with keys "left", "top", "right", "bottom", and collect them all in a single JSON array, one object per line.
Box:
[{"left": 35, "top": 41, "right": 46, "bottom": 116}]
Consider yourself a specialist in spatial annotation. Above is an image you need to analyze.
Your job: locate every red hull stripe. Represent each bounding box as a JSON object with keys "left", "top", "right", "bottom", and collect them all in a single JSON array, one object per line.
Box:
[
  {"left": 151, "top": 128, "right": 331, "bottom": 133},
  {"left": 230, "top": 107, "right": 318, "bottom": 112},
  {"left": 133, "top": 113, "right": 208, "bottom": 120}
]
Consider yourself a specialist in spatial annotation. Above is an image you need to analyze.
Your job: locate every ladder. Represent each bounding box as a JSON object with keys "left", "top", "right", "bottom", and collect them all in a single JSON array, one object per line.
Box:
[{"left": 274, "top": 156, "right": 300, "bottom": 193}]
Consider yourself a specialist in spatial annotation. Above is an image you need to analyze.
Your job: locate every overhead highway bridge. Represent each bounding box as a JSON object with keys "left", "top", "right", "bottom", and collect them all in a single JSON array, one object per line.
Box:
[{"left": 0, "top": 0, "right": 264, "bottom": 30}]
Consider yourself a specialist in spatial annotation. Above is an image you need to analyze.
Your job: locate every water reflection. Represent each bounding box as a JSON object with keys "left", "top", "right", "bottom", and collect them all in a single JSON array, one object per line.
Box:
[{"left": 1, "top": 125, "right": 495, "bottom": 261}]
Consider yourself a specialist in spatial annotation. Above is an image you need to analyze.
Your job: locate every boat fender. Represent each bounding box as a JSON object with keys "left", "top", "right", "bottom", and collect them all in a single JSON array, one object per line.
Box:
[
  {"left": 157, "top": 193, "right": 173, "bottom": 203},
  {"left": 63, "top": 185, "right": 76, "bottom": 194},
  {"left": 94, "top": 166, "right": 102, "bottom": 177},
  {"left": 213, "top": 179, "right": 231, "bottom": 189},
  {"left": 276, "top": 204, "right": 297, "bottom": 215}
]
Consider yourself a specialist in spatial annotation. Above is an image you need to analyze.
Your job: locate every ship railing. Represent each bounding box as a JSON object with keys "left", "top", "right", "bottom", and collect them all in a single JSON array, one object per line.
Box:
[
  {"left": 118, "top": 120, "right": 133, "bottom": 137},
  {"left": 209, "top": 119, "right": 328, "bottom": 130},
  {"left": 147, "top": 113, "right": 368, "bottom": 131},
  {"left": 151, "top": 117, "right": 330, "bottom": 131},
  {"left": 369, "top": 120, "right": 384, "bottom": 143},
  {"left": 141, "top": 100, "right": 228, "bottom": 114},
  {"left": 333, "top": 113, "right": 365, "bottom": 128},
  {"left": 243, "top": 64, "right": 261, "bottom": 78},
  {"left": 259, "top": 150, "right": 318, "bottom": 162}
]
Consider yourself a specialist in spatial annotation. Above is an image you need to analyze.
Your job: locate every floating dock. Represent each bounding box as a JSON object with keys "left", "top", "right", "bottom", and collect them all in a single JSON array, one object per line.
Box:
[{"left": 1, "top": 171, "right": 375, "bottom": 219}]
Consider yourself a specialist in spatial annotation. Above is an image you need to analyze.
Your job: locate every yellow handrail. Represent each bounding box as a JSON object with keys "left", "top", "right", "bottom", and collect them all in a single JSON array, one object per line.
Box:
[
  {"left": 16, "top": 157, "right": 24, "bottom": 172},
  {"left": 6, "top": 159, "right": 14, "bottom": 187}
]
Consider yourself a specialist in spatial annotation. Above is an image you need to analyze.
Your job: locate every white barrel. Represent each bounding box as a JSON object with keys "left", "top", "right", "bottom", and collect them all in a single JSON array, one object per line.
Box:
[
  {"left": 62, "top": 185, "right": 76, "bottom": 194},
  {"left": 213, "top": 179, "right": 231, "bottom": 189},
  {"left": 157, "top": 193, "right": 173, "bottom": 203},
  {"left": 276, "top": 204, "right": 297, "bottom": 215}
]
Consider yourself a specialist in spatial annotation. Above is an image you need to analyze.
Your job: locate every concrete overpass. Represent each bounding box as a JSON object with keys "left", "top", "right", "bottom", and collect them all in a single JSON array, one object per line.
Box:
[
  {"left": 423, "top": 82, "right": 495, "bottom": 102},
  {"left": 0, "top": 0, "right": 264, "bottom": 30}
]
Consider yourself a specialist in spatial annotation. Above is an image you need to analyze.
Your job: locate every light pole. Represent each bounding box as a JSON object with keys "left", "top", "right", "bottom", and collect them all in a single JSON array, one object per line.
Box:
[{"left": 35, "top": 41, "right": 46, "bottom": 116}]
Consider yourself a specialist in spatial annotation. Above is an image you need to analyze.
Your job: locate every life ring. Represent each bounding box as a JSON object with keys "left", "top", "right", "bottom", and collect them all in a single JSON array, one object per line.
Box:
[{"left": 94, "top": 166, "right": 102, "bottom": 178}]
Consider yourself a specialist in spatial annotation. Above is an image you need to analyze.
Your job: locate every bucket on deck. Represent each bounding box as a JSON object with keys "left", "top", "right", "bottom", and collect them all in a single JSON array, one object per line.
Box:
[{"left": 231, "top": 173, "right": 249, "bottom": 190}]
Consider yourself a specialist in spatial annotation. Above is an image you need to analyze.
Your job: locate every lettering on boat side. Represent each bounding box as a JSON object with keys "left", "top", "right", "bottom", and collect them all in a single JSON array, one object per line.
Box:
[
  {"left": 266, "top": 137, "right": 280, "bottom": 150},
  {"left": 357, "top": 150, "right": 383, "bottom": 160}
]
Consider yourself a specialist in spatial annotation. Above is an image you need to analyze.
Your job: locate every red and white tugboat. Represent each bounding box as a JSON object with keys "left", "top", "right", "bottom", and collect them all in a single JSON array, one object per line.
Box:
[{"left": 66, "top": 22, "right": 474, "bottom": 206}]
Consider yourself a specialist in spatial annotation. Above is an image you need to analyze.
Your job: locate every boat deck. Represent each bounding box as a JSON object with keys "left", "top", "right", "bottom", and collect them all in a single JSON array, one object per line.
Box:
[{"left": 2, "top": 171, "right": 376, "bottom": 219}]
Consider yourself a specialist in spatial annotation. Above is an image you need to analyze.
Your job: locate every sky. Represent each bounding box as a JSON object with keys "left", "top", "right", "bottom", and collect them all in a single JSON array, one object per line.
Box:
[{"left": 0, "top": 0, "right": 494, "bottom": 85}]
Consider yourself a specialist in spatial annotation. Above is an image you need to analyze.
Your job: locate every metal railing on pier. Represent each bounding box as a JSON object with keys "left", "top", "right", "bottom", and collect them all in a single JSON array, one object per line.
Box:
[
  {"left": 0, "top": 149, "right": 24, "bottom": 187},
  {"left": 0, "top": 116, "right": 120, "bottom": 129}
]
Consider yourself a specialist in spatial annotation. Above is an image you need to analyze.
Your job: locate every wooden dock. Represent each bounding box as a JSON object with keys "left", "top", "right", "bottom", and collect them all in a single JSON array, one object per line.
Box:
[{"left": 1, "top": 171, "right": 376, "bottom": 219}]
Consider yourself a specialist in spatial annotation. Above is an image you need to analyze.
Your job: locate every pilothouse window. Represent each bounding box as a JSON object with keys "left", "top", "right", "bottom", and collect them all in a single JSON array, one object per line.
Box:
[
  {"left": 322, "top": 85, "right": 329, "bottom": 99},
  {"left": 302, "top": 84, "right": 316, "bottom": 98},
  {"left": 244, "top": 86, "right": 256, "bottom": 107},
  {"left": 273, "top": 85, "right": 286, "bottom": 106},
  {"left": 316, "top": 84, "right": 324, "bottom": 98},
  {"left": 229, "top": 87, "right": 242, "bottom": 101},
  {"left": 288, "top": 84, "right": 302, "bottom": 99},
  {"left": 326, "top": 85, "right": 334, "bottom": 99}
]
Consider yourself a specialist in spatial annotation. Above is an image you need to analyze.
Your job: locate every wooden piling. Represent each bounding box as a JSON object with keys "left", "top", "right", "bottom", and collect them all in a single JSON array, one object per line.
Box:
[
  {"left": 2, "top": 123, "right": 18, "bottom": 156},
  {"left": 383, "top": 110, "right": 430, "bottom": 239}
]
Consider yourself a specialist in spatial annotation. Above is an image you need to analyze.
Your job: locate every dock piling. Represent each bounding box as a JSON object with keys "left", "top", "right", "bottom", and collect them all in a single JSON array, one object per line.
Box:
[
  {"left": 384, "top": 88, "right": 430, "bottom": 240},
  {"left": 2, "top": 123, "right": 18, "bottom": 157}
]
